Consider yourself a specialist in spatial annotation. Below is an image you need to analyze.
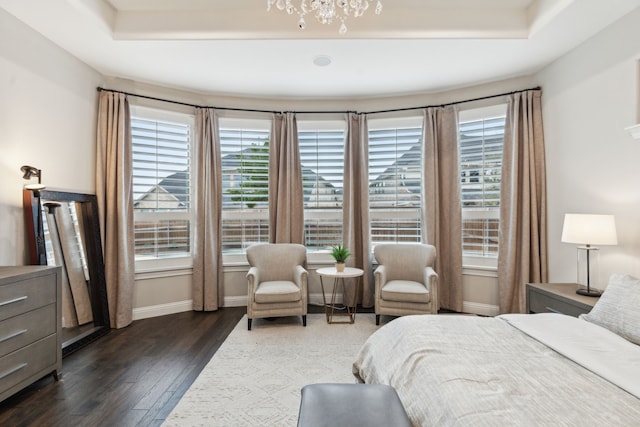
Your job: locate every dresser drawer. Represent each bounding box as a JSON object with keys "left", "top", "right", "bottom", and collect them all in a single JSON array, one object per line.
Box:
[
  {"left": 0, "top": 304, "right": 56, "bottom": 358},
  {"left": 0, "top": 274, "right": 56, "bottom": 322},
  {"left": 528, "top": 290, "right": 589, "bottom": 317},
  {"left": 0, "top": 334, "right": 57, "bottom": 393}
]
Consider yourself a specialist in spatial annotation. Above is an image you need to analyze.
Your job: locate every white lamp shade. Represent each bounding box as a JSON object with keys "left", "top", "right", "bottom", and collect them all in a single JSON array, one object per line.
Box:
[{"left": 561, "top": 214, "right": 618, "bottom": 245}]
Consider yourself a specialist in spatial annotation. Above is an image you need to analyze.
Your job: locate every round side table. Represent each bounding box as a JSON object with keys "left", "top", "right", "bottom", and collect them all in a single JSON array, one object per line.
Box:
[{"left": 316, "top": 266, "right": 364, "bottom": 324}]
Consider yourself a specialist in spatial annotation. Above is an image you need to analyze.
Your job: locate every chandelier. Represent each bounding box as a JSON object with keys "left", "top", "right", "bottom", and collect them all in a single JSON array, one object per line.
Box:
[{"left": 267, "top": 0, "right": 383, "bottom": 34}]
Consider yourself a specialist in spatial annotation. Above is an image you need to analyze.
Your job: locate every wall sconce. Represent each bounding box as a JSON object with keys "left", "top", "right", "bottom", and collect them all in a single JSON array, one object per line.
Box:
[
  {"left": 561, "top": 213, "right": 618, "bottom": 297},
  {"left": 21, "top": 165, "right": 46, "bottom": 195}
]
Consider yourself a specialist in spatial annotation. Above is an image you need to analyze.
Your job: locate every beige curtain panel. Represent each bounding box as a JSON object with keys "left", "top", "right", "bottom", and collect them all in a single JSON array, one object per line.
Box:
[
  {"left": 269, "top": 112, "right": 304, "bottom": 244},
  {"left": 343, "top": 113, "right": 373, "bottom": 307},
  {"left": 423, "top": 106, "right": 464, "bottom": 312},
  {"left": 193, "top": 108, "right": 224, "bottom": 311},
  {"left": 96, "top": 90, "right": 135, "bottom": 329},
  {"left": 498, "top": 89, "right": 548, "bottom": 314}
]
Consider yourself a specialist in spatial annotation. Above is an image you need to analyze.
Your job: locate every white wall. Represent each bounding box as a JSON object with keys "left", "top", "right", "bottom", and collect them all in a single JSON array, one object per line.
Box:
[
  {"left": 535, "top": 7, "right": 640, "bottom": 289},
  {"left": 0, "top": 8, "right": 102, "bottom": 266}
]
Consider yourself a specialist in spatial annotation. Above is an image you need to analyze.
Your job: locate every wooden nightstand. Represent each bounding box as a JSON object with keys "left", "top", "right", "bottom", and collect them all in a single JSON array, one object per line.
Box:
[{"left": 526, "top": 283, "right": 599, "bottom": 317}]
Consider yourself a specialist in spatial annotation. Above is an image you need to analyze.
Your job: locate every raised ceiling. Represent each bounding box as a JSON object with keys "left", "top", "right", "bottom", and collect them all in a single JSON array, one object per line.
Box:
[{"left": 1, "top": 0, "right": 639, "bottom": 99}]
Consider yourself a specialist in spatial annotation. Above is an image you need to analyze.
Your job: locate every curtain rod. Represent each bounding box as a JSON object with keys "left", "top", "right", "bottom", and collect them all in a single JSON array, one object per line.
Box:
[{"left": 97, "top": 86, "right": 541, "bottom": 116}]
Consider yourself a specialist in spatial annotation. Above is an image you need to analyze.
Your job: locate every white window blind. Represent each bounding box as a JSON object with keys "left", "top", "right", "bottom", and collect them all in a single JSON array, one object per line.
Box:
[
  {"left": 368, "top": 117, "right": 423, "bottom": 246},
  {"left": 299, "top": 121, "right": 345, "bottom": 251},
  {"left": 459, "top": 106, "right": 506, "bottom": 259},
  {"left": 220, "top": 118, "right": 271, "bottom": 254},
  {"left": 131, "top": 110, "right": 193, "bottom": 264}
]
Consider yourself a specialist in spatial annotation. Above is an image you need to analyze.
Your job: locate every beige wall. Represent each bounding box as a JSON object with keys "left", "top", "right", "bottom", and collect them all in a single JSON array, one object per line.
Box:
[{"left": 6, "top": 7, "right": 640, "bottom": 320}]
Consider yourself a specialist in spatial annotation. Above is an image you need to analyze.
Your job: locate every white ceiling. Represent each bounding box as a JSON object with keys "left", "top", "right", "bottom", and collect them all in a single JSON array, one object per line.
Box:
[{"left": 1, "top": 0, "right": 639, "bottom": 99}]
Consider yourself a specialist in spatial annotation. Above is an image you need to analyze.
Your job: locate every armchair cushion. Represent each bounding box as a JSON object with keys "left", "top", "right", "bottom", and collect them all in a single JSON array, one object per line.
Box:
[
  {"left": 255, "top": 280, "right": 302, "bottom": 304},
  {"left": 381, "top": 280, "right": 430, "bottom": 304}
]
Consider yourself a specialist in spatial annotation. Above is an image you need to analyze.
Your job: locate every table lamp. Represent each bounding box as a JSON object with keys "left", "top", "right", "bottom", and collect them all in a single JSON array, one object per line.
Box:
[{"left": 561, "top": 213, "right": 617, "bottom": 296}]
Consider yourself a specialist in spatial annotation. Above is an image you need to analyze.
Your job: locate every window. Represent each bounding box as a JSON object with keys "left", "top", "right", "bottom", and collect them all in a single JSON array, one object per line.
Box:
[
  {"left": 368, "top": 117, "right": 423, "bottom": 246},
  {"left": 131, "top": 107, "right": 194, "bottom": 270},
  {"left": 219, "top": 118, "right": 271, "bottom": 258},
  {"left": 459, "top": 105, "right": 507, "bottom": 264},
  {"left": 298, "top": 121, "right": 345, "bottom": 252}
]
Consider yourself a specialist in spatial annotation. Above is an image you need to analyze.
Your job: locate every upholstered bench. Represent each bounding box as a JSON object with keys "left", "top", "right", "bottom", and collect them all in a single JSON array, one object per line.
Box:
[{"left": 297, "top": 383, "right": 411, "bottom": 427}]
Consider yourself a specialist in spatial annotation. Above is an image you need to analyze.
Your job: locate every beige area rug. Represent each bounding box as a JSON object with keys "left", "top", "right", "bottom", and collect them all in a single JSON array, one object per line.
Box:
[{"left": 163, "top": 313, "right": 380, "bottom": 427}]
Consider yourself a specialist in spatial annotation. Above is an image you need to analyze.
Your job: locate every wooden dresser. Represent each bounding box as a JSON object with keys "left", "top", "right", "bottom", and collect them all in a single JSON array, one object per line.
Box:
[{"left": 0, "top": 266, "right": 62, "bottom": 403}]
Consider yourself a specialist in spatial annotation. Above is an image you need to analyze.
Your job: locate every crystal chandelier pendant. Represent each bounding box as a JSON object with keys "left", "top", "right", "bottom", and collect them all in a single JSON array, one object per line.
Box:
[{"left": 267, "top": 0, "right": 383, "bottom": 34}]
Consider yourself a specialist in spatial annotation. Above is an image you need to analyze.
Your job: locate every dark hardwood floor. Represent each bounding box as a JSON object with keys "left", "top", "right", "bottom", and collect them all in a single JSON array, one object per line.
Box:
[{"left": 0, "top": 307, "right": 246, "bottom": 427}]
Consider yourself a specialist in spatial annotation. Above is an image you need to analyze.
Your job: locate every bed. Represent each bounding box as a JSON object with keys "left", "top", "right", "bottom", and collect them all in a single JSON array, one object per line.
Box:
[{"left": 352, "top": 274, "right": 640, "bottom": 426}]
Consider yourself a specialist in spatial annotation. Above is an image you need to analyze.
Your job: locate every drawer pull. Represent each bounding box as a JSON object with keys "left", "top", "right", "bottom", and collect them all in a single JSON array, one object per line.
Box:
[
  {"left": 0, "top": 295, "right": 28, "bottom": 307},
  {"left": 0, "top": 363, "right": 28, "bottom": 380},
  {"left": 545, "top": 306, "right": 562, "bottom": 314},
  {"left": 0, "top": 329, "right": 28, "bottom": 344}
]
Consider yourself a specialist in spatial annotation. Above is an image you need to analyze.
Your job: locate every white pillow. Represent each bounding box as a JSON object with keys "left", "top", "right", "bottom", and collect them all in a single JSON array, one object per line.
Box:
[{"left": 580, "top": 273, "right": 640, "bottom": 345}]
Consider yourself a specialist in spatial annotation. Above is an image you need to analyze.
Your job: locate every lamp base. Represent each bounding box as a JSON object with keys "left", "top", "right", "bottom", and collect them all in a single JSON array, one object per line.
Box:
[{"left": 576, "top": 288, "right": 601, "bottom": 297}]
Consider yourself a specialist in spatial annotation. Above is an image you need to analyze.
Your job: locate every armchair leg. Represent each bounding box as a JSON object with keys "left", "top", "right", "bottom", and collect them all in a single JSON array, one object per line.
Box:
[
  {"left": 376, "top": 314, "right": 380, "bottom": 325},
  {"left": 302, "top": 315, "right": 307, "bottom": 327},
  {"left": 248, "top": 318, "right": 252, "bottom": 331}
]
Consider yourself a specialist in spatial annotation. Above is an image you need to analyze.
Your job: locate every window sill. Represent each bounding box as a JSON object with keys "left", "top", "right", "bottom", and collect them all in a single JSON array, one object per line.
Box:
[
  {"left": 462, "top": 264, "right": 498, "bottom": 277},
  {"left": 135, "top": 266, "right": 193, "bottom": 280}
]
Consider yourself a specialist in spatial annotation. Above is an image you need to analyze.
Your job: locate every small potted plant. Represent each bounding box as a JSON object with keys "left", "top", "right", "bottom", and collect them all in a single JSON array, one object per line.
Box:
[{"left": 331, "top": 244, "right": 351, "bottom": 273}]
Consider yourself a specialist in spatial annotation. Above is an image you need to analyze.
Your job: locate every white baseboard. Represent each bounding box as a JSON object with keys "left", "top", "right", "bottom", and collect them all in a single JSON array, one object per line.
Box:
[
  {"left": 132, "top": 299, "right": 193, "bottom": 320},
  {"left": 462, "top": 301, "right": 500, "bottom": 317},
  {"left": 133, "top": 296, "right": 497, "bottom": 319},
  {"left": 224, "top": 295, "right": 248, "bottom": 307}
]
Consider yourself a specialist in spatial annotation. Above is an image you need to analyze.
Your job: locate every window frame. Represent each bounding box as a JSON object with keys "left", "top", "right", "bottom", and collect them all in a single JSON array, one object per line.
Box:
[
  {"left": 298, "top": 119, "right": 346, "bottom": 263},
  {"left": 130, "top": 105, "right": 195, "bottom": 273},
  {"left": 219, "top": 116, "right": 272, "bottom": 265},
  {"left": 367, "top": 116, "right": 424, "bottom": 249},
  {"left": 458, "top": 103, "right": 507, "bottom": 269}
]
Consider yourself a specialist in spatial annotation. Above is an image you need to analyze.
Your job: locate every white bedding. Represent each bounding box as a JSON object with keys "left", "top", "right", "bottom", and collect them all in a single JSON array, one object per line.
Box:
[
  {"left": 353, "top": 314, "right": 640, "bottom": 426},
  {"left": 500, "top": 313, "right": 640, "bottom": 400}
]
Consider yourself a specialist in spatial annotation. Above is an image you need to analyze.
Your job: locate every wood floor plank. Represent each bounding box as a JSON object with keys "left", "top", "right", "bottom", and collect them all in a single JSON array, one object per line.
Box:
[{"left": 0, "top": 307, "right": 245, "bottom": 426}]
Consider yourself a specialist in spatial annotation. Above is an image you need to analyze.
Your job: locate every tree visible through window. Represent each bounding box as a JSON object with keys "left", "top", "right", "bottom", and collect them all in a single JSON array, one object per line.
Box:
[
  {"left": 220, "top": 119, "right": 271, "bottom": 254},
  {"left": 228, "top": 141, "right": 269, "bottom": 209}
]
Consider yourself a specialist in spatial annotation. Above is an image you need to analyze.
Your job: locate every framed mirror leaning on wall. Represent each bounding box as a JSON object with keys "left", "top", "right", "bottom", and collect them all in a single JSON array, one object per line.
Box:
[{"left": 23, "top": 189, "right": 110, "bottom": 357}]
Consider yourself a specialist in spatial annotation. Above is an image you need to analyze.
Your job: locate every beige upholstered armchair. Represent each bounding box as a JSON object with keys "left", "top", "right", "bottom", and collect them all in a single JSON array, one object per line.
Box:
[
  {"left": 373, "top": 243, "right": 439, "bottom": 325},
  {"left": 246, "top": 243, "right": 308, "bottom": 330}
]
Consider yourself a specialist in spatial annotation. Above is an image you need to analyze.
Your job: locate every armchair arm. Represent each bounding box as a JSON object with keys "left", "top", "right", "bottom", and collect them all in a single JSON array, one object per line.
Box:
[
  {"left": 294, "top": 265, "right": 308, "bottom": 307},
  {"left": 374, "top": 265, "right": 387, "bottom": 296},
  {"left": 424, "top": 266, "right": 439, "bottom": 313},
  {"left": 247, "top": 266, "right": 259, "bottom": 303},
  {"left": 293, "top": 265, "right": 308, "bottom": 290}
]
